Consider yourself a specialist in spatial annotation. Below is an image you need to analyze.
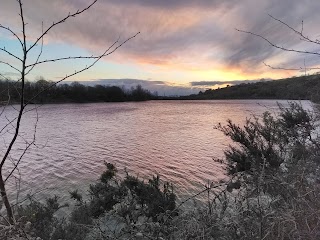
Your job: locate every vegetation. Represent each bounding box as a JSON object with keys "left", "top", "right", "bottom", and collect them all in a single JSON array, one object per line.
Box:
[
  {"left": 184, "top": 74, "right": 320, "bottom": 101},
  {"left": 1, "top": 3, "right": 318, "bottom": 237},
  {"left": 2, "top": 102, "right": 319, "bottom": 240},
  {"left": 0, "top": 0, "right": 139, "bottom": 225},
  {"left": 0, "top": 79, "right": 154, "bottom": 104},
  {"left": 212, "top": 102, "right": 320, "bottom": 239},
  {"left": 2, "top": 73, "right": 319, "bottom": 105},
  {"left": 172, "top": 102, "right": 320, "bottom": 240},
  {"left": 1, "top": 163, "right": 176, "bottom": 239}
]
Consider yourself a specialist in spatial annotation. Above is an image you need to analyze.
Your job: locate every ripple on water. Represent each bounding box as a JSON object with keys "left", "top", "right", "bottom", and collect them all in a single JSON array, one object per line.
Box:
[{"left": 0, "top": 100, "right": 313, "bottom": 206}]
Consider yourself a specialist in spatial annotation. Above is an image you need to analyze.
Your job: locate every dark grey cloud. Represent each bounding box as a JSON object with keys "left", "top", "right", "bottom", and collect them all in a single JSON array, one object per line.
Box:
[
  {"left": 190, "top": 79, "right": 269, "bottom": 87},
  {"left": 224, "top": 0, "right": 320, "bottom": 72},
  {"left": 100, "top": 0, "right": 234, "bottom": 9},
  {"left": 1, "top": 0, "right": 320, "bottom": 80}
]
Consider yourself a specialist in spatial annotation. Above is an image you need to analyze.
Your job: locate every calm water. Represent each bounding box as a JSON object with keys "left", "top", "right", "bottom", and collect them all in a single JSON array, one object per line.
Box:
[{"left": 0, "top": 100, "right": 313, "bottom": 206}]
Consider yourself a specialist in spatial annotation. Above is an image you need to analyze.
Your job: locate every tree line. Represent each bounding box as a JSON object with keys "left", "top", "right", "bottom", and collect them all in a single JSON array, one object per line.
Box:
[
  {"left": 0, "top": 79, "right": 155, "bottom": 104},
  {"left": 183, "top": 74, "right": 320, "bottom": 102}
]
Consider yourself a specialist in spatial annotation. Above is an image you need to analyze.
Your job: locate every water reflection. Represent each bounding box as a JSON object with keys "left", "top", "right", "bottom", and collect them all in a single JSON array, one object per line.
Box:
[{"left": 0, "top": 100, "right": 313, "bottom": 206}]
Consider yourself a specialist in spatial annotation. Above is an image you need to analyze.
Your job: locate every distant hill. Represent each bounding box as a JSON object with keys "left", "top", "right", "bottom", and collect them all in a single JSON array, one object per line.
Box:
[{"left": 183, "top": 74, "right": 320, "bottom": 101}]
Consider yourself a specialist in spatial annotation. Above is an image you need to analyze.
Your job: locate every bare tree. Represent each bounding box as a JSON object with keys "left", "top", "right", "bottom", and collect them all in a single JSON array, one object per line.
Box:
[
  {"left": 0, "top": 0, "right": 138, "bottom": 224},
  {"left": 236, "top": 14, "right": 320, "bottom": 74}
]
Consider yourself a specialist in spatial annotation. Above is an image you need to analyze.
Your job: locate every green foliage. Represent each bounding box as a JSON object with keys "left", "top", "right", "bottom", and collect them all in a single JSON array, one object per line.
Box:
[
  {"left": 217, "top": 102, "right": 316, "bottom": 177},
  {"left": 214, "top": 102, "right": 320, "bottom": 239},
  {"left": 172, "top": 102, "right": 320, "bottom": 240},
  {"left": 15, "top": 163, "right": 177, "bottom": 239},
  {"left": 17, "top": 196, "right": 62, "bottom": 239},
  {"left": 17, "top": 195, "right": 90, "bottom": 240},
  {"left": 50, "top": 203, "right": 92, "bottom": 240},
  {"left": 88, "top": 182, "right": 121, "bottom": 217},
  {"left": 69, "top": 189, "right": 83, "bottom": 203},
  {"left": 51, "top": 222, "right": 89, "bottom": 240},
  {"left": 122, "top": 174, "right": 176, "bottom": 219},
  {"left": 100, "top": 162, "right": 117, "bottom": 183}
]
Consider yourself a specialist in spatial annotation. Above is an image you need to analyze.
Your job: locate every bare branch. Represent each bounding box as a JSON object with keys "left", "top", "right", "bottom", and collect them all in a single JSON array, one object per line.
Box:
[
  {"left": 27, "top": 54, "right": 115, "bottom": 68},
  {"left": 0, "top": 104, "right": 43, "bottom": 136},
  {"left": 0, "top": 73, "right": 11, "bottom": 82},
  {"left": 0, "top": 0, "right": 28, "bottom": 170},
  {"left": 0, "top": 0, "right": 139, "bottom": 224},
  {"left": 27, "top": 0, "right": 98, "bottom": 53},
  {"left": 236, "top": 15, "right": 320, "bottom": 75},
  {"left": 4, "top": 115, "right": 33, "bottom": 145},
  {"left": 0, "top": 24, "right": 23, "bottom": 47},
  {"left": 176, "top": 181, "right": 229, "bottom": 210},
  {"left": 25, "top": 22, "right": 44, "bottom": 76},
  {"left": 25, "top": 32, "right": 140, "bottom": 106},
  {"left": 0, "top": 61, "right": 21, "bottom": 73},
  {"left": 263, "top": 62, "right": 320, "bottom": 71},
  {"left": 236, "top": 28, "right": 320, "bottom": 57},
  {"left": 5, "top": 105, "right": 38, "bottom": 182},
  {"left": 0, "top": 47, "right": 22, "bottom": 62},
  {"left": 18, "top": 0, "right": 27, "bottom": 54},
  {"left": 268, "top": 14, "right": 320, "bottom": 46}
]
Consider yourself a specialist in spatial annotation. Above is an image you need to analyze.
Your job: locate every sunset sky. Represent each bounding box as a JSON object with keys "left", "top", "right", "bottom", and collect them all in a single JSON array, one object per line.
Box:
[{"left": 1, "top": 0, "right": 320, "bottom": 95}]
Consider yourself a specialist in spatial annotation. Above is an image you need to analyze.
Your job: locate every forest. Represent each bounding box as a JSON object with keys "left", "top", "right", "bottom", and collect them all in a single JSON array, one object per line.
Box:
[
  {"left": 0, "top": 79, "right": 154, "bottom": 104},
  {"left": 2, "top": 74, "right": 319, "bottom": 105}
]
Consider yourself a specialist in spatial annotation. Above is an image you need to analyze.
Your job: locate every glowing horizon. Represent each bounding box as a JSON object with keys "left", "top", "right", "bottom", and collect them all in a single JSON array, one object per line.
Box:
[{"left": 1, "top": 0, "right": 320, "bottom": 95}]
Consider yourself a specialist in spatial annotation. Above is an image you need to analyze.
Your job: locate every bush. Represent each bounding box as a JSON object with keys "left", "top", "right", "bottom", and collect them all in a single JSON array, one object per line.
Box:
[
  {"left": 17, "top": 196, "right": 61, "bottom": 239},
  {"left": 122, "top": 174, "right": 176, "bottom": 220},
  {"left": 10, "top": 102, "right": 320, "bottom": 240},
  {"left": 13, "top": 163, "right": 178, "bottom": 239},
  {"left": 214, "top": 102, "right": 320, "bottom": 239},
  {"left": 173, "top": 102, "right": 320, "bottom": 240}
]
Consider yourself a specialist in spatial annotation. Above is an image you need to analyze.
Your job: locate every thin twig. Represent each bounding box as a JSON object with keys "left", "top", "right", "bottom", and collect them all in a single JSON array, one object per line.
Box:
[
  {"left": 27, "top": 0, "right": 98, "bottom": 53},
  {"left": 25, "top": 22, "right": 44, "bottom": 76},
  {"left": 0, "top": 47, "right": 22, "bottom": 62},
  {"left": 24, "top": 32, "right": 140, "bottom": 106},
  {"left": 0, "top": 61, "right": 21, "bottom": 73},
  {"left": 0, "top": 24, "right": 23, "bottom": 46}
]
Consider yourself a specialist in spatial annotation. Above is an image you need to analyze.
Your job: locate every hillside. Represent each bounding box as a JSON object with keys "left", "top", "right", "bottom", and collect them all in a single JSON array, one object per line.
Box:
[{"left": 184, "top": 74, "right": 320, "bottom": 101}]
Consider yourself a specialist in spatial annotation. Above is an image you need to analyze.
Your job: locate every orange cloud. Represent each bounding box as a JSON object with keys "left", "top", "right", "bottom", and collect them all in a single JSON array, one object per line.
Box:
[{"left": 2, "top": 0, "right": 320, "bottom": 84}]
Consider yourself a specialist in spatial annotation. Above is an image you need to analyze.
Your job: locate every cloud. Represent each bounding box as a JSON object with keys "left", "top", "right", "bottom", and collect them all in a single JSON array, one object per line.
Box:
[
  {"left": 190, "top": 79, "right": 268, "bottom": 87},
  {"left": 1, "top": 0, "right": 320, "bottom": 80},
  {"left": 65, "top": 78, "right": 272, "bottom": 96},
  {"left": 224, "top": 0, "right": 320, "bottom": 72},
  {"left": 65, "top": 79, "right": 204, "bottom": 96},
  {"left": 106, "top": 0, "right": 234, "bottom": 9}
]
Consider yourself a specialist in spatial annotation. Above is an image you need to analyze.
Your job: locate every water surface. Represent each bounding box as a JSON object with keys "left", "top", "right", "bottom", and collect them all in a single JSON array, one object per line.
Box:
[{"left": 0, "top": 100, "right": 312, "bottom": 206}]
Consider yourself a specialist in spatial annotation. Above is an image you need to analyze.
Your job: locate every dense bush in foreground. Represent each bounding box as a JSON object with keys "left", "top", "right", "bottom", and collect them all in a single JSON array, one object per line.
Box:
[
  {"left": 1, "top": 102, "right": 319, "bottom": 240},
  {"left": 0, "top": 164, "right": 176, "bottom": 239},
  {"left": 173, "top": 102, "right": 320, "bottom": 240}
]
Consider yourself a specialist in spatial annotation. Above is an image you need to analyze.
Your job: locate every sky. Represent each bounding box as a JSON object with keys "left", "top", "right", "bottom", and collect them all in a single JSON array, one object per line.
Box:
[{"left": 1, "top": 0, "right": 320, "bottom": 95}]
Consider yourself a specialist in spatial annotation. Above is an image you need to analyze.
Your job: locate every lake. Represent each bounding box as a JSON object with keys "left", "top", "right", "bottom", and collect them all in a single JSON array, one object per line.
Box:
[{"left": 0, "top": 100, "right": 313, "bottom": 206}]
